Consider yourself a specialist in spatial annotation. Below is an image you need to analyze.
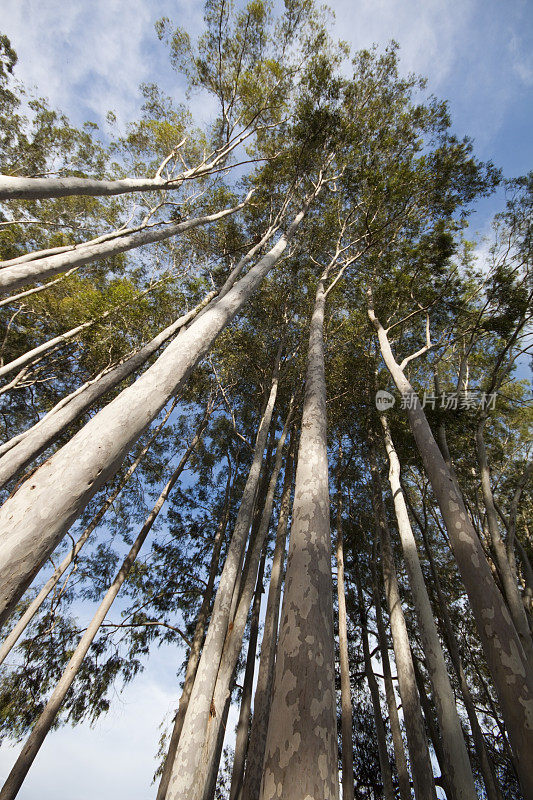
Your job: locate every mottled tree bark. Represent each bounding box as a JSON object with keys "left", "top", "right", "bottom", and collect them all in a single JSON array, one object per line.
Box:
[
  {"left": 0, "top": 413, "right": 207, "bottom": 800},
  {"left": 259, "top": 276, "right": 339, "bottom": 800},
  {"left": 355, "top": 564, "right": 395, "bottom": 800},
  {"left": 0, "top": 197, "right": 314, "bottom": 628},
  {"left": 241, "top": 436, "right": 296, "bottom": 800},
  {"left": 0, "top": 199, "right": 250, "bottom": 293},
  {"left": 0, "top": 398, "right": 177, "bottom": 666},
  {"left": 368, "top": 442, "right": 437, "bottom": 800},
  {"left": 368, "top": 298, "right": 533, "bottom": 797},
  {"left": 336, "top": 470, "right": 355, "bottom": 800},
  {"left": 380, "top": 414, "right": 477, "bottom": 800}
]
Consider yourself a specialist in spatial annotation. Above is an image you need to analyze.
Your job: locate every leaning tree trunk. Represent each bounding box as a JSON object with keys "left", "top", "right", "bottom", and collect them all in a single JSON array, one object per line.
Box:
[
  {"left": 0, "top": 410, "right": 208, "bottom": 800},
  {"left": 0, "top": 397, "right": 177, "bottom": 667},
  {"left": 335, "top": 473, "right": 355, "bottom": 800},
  {"left": 368, "top": 442, "right": 437, "bottom": 800},
  {"left": 167, "top": 403, "right": 293, "bottom": 800},
  {"left": 379, "top": 413, "right": 477, "bottom": 800},
  {"left": 259, "top": 276, "right": 339, "bottom": 800},
  {"left": 241, "top": 435, "right": 296, "bottom": 800},
  {"left": 370, "top": 555, "right": 412, "bottom": 800},
  {"left": 355, "top": 563, "right": 395, "bottom": 800},
  {"left": 229, "top": 550, "right": 266, "bottom": 800},
  {"left": 0, "top": 197, "right": 250, "bottom": 293},
  {"left": 368, "top": 298, "right": 533, "bottom": 797},
  {"left": 0, "top": 195, "right": 316, "bottom": 628},
  {"left": 156, "top": 467, "right": 235, "bottom": 800}
]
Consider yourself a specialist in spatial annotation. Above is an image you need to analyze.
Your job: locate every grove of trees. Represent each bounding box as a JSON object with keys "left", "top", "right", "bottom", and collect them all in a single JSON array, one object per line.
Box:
[{"left": 0, "top": 3, "right": 531, "bottom": 799}]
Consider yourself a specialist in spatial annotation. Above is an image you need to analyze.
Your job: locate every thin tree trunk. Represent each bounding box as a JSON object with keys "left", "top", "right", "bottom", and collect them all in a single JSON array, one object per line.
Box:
[
  {"left": 229, "top": 549, "right": 266, "bottom": 800},
  {"left": 241, "top": 434, "right": 296, "bottom": 800},
  {"left": 368, "top": 296, "right": 533, "bottom": 797},
  {"left": 336, "top": 470, "right": 355, "bottom": 800},
  {"left": 0, "top": 397, "right": 177, "bottom": 666},
  {"left": 156, "top": 467, "right": 235, "bottom": 800},
  {"left": 260, "top": 276, "right": 339, "bottom": 800},
  {"left": 0, "top": 193, "right": 317, "bottom": 628},
  {"left": 0, "top": 292, "right": 215, "bottom": 490},
  {"left": 355, "top": 563, "right": 395, "bottom": 800},
  {"left": 0, "top": 410, "right": 208, "bottom": 800},
  {"left": 475, "top": 419, "right": 533, "bottom": 663},
  {"left": 167, "top": 403, "right": 293, "bottom": 800},
  {"left": 0, "top": 198, "right": 250, "bottom": 293},
  {"left": 370, "top": 556, "right": 412, "bottom": 800},
  {"left": 368, "top": 441, "right": 437, "bottom": 800},
  {"left": 379, "top": 413, "right": 477, "bottom": 800}
]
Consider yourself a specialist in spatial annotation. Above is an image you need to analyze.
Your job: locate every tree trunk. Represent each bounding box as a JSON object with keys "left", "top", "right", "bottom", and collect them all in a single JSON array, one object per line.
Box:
[
  {"left": 379, "top": 413, "right": 477, "bottom": 800},
  {"left": 475, "top": 419, "right": 533, "bottom": 663},
  {"left": 355, "top": 564, "right": 395, "bottom": 800},
  {"left": 259, "top": 276, "right": 339, "bottom": 800},
  {"left": 167, "top": 403, "right": 293, "bottom": 800},
  {"left": 368, "top": 442, "right": 437, "bottom": 800},
  {"left": 229, "top": 550, "right": 266, "bottom": 800},
  {"left": 0, "top": 397, "right": 177, "bottom": 666},
  {"left": 336, "top": 473, "right": 355, "bottom": 800},
  {"left": 156, "top": 467, "right": 234, "bottom": 800},
  {"left": 368, "top": 298, "right": 533, "bottom": 797},
  {"left": 0, "top": 412, "right": 207, "bottom": 800},
  {"left": 0, "top": 195, "right": 315, "bottom": 628},
  {"left": 0, "top": 198, "right": 250, "bottom": 293},
  {"left": 370, "top": 555, "right": 412, "bottom": 800},
  {"left": 241, "top": 435, "right": 296, "bottom": 800}
]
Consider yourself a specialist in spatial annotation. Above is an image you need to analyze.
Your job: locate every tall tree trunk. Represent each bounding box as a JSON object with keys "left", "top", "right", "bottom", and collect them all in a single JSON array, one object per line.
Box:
[
  {"left": 336, "top": 469, "right": 355, "bottom": 800},
  {"left": 156, "top": 466, "right": 235, "bottom": 800},
  {"left": 259, "top": 276, "right": 339, "bottom": 800},
  {"left": 229, "top": 550, "right": 266, "bottom": 800},
  {"left": 0, "top": 411, "right": 208, "bottom": 800},
  {"left": 241, "top": 435, "right": 296, "bottom": 800},
  {"left": 0, "top": 195, "right": 316, "bottom": 628},
  {"left": 368, "top": 297, "right": 533, "bottom": 797},
  {"left": 367, "top": 442, "right": 437, "bottom": 800},
  {"left": 0, "top": 397, "right": 177, "bottom": 667},
  {"left": 355, "top": 563, "right": 395, "bottom": 800},
  {"left": 370, "top": 556, "right": 412, "bottom": 800},
  {"left": 167, "top": 403, "right": 293, "bottom": 800},
  {"left": 475, "top": 419, "right": 533, "bottom": 663},
  {"left": 379, "top": 413, "right": 477, "bottom": 800},
  {"left": 0, "top": 198, "right": 250, "bottom": 293}
]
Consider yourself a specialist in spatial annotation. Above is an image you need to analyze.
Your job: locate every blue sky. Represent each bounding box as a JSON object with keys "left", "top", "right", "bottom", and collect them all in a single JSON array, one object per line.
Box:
[{"left": 0, "top": 0, "right": 532, "bottom": 797}]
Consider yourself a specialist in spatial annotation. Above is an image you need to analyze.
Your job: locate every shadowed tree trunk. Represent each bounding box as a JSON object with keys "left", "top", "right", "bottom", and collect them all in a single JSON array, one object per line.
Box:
[
  {"left": 259, "top": 274, "right": 338, "bottom": 800},
  {"left": 379, "top": 413, "right": 477, "bottom": 800},
  {"left": 368, "top": 295, "right": 533, "bottom": 797}
]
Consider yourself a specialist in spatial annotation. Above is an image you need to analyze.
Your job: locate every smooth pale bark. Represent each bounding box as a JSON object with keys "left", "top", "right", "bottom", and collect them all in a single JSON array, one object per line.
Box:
[
  {"left": 336, "top": 481, "right": 355, "bottom": 800},
  {"left": 0, "top": 197, "right": 250, "bottom": 293},
  {"left": 475, "top": 420, "right": 533, "bottom": 664},
  {"left": 0, "top": 293, "right": 215, "bottom": 490},
  {"left": 156, "top": 472, "right": 234, "bottom": 800},
  {"left": 168, "top": 406, "right": 292, "bottom": 800},
  {"left": 355, "top": 565, "right": 395, "bottom": 800},
  {"left": 0, "top": 196, "right": 314, "bottom": 628},
  {"left": 0, "top": 128, "right": 253, "bottom": 201},
  {"left": 368, "top": 299, "right": 533, "bottom": 796},
  {"left": 379, "top": 413, "right": 477, "bottom": 800},
  {"left": 229, "top": 550, "right": 266, "bottom": 800},
  {"left": 370, "top": 558, "right": 412, "bottom": 800},
  {"left": 0, "top": 415, "right": 207, "bottom": 800},
  {"left": 368, "top": 443, "right": 437, "bottom": 800},
  {"left": 260, "top": 277, "right": 339, "bottom": 800},
  {"left": 241, "top": 436, "right": 295, "bottom": 800},
  {"left": 0, "top": 398, "right": 176, "bottom": 666},
  {"left": 164, "top": 372, "right": 281, "bottom": 800}
]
